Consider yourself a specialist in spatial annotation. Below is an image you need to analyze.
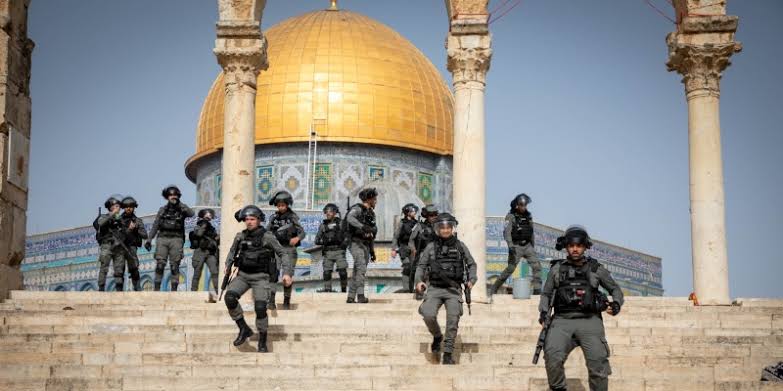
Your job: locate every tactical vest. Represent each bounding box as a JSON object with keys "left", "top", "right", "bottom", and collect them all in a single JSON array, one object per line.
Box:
[
  {"left": 237, "top": 228, "right": 275, "bottom": 274},
  {"left": 553, "top": 259, "right": 605, "bottom": 315},
  {"left": 429, "top": 239, "right": 465, "bottom": 288},
  {"left": 93, "top": 215, "right": 122, "bottom": 244},
  {"left": 415, "top": 222, "right": 436, "bottom": 253},
  {"left": 159, "top": 205, "right": 185, "bottom": 235},
  {"left": 269, "top": 211, "right": 299, "bottom": 247},
  {"left": 189, "top": 219, "right": 218, "bottom": 251},
  {"left": 321, "top": 218, "right": 344, "bottom": 247},
  {"left": 510, "top": 212, "right": 534, "bottom": 244},
  {"left": 121, "top": 214, "right": 143, "bottom": 247},
  {"left": 398, "top": 218, "right": 417, "bottom": 245},
  {"left": 351, "top": 204, "right": 377, "bottom": 241}
]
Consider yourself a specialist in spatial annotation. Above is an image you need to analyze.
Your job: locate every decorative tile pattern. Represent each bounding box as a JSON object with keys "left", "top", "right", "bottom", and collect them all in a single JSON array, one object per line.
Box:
[
  {"left": 392, "top": 169, "right": 415, "bottom": 192},
  {"left": 312, "top": 163, "right": 332, "bottom": 206},
  {"left": 215, "top": 175, "right": 222, "bottom": 204},
  {"left": 256, "top": 165, "right": 275, "bottom": 204},
  {"left": 417, "top": 172, "right": 433, "bottom": 204},
  {"left": 276, "top": 164, "right": 306, "bottom": 205},
  {"left": 368, "top": 165, "right": 386, "bottom": 182}
]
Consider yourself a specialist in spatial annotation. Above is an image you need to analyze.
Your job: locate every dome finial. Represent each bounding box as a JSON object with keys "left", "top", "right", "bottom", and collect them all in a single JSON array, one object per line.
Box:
[{"left": 328, "top": 0, "right": 338, "bottom": 11}]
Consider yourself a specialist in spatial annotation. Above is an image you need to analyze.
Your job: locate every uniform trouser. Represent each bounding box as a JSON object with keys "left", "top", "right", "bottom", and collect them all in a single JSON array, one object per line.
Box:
[
  {"left": 418, "top": 285, "right": 463, "bottom": 353},
  {"left": 400, "top": 256, "right": 412, "bottom": 292},
  {"left": 191, "top": 249, "right": 219, "bottom": 292},
  {"left": 154, "top": 236, "right": 184, "bottom": 291},
  {"left": 115, "top": 246, "right": 141, "bottom": 290},
  {"left": 322, "top": 249, "right": 348, "bottom": 290},
  {"left": 544, "top": 315, "right": 612, "bottom": 391},
  {"left": 496, "top": 243, "right": 542, "bottom": 291},
  {"left": 98, "top": 242, "right": 124, "bottom": 291},
  {"left": 224, "top": 270, "right": 271, "bottom": 332},
  {"left": 348, "top": 241, "right": 370, "bottom": 298},
  {"left": 271, "top": 247, "right": 297, "bottom": 299}
]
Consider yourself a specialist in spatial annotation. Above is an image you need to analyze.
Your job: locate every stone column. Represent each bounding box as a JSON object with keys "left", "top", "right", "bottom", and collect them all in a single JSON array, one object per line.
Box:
[
  {"left": 214, "top": 0, "right": 267, "bottom": 281},
  {"left": 667, "top": 5, "right": 741, "bottom": 305},
  {"left": 447, "top": 21, "right": 491, "bottom": 302},
  {"left": 0, "top": 0, "right": 34, "bottom": 299}
]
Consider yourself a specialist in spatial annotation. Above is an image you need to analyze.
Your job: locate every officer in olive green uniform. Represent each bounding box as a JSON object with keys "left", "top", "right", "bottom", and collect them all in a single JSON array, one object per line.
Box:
[
  {"left": 224, "top": 205, "right": 287, "bottom": 353},
  {"left": 408, "top": 204, "right": 439, "bottom": 299},
  {"left": 314, "top": 203, "right": 348, "bottom": 292},
  {"left": 391, "top": 203, "right": 418, "bottom": 293},
  {"left": 539, "top": 226, "right": 624, "bottom": 391},
  {"left": 118, "top": 196, "right": 147, "bottom": 291},
  {"left": 145, "top": 185, "right": 195, "bottom": 291},
  {"left": 189, "top": 208, "right": 220, "bottom": 292},
  {"left": 415, "top": 213, "right": 477, "bottom": 365},
  {"left": 491, "top": 193, "right": 543, "bottom": 295},
  {"left": 345, "top": 188, "right": 378, "bottom": 304},
  {"left": 93, "top": 196, "right": 125, "bottom": 291},
  {"left": 267, "top": 191, "right": 304, "bottom": 310}
]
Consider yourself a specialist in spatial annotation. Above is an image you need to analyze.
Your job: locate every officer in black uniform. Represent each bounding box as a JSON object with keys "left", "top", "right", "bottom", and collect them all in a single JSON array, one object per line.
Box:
[
  {"left": 415, "top": 213, "right": 477, "bottom": 365},
  {"left": 314, "top": 203, "right": 348, "bottom": 292},
  {"left": 145, "top": 185, "right": 195, "bottom": 291},
  {"left": 539, "top": 225, "right": 624, "bottom": 391},
  {"left": 491, "top": 193, "right": 543, "bottom": 295},
  {"left": 391, "top": 203, "right": 418, "bottom": 293},
  {"left": 189, "top": 208, "right": 220, "bottom": 292},
  {"left": 224, "top": 205, "right": 287, "bottom": 353},
  {"left": 93, "top": 196, "right": 125, "bottom": 291},
  {"left": 408, "top": 204, "right": 439, "bottom": 299},
  {"left": 345, "top": 188, "right": 378, "bottom": 303},
  {"left": 119, "top": 196, "right": 147, "bottom": 291},
  {"left": 267, "top": 191, "right": 304, "bottom": 310}
]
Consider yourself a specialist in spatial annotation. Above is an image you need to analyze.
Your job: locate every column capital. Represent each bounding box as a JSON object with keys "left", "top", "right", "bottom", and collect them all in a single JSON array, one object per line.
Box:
[
  {"left": 214, "top": 21, "right": 268, "bottom": 92},
  {"left": 666, "top": 39, "right": 741, "bottom": 98},
  {"left": 446, "top": 33, "right": 492, "bottom": 87}
]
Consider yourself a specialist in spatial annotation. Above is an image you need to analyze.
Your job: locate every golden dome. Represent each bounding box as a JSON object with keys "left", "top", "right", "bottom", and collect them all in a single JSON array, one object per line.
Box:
[{"left": 188, "top": 8, "right": 454, "bottom": 173}]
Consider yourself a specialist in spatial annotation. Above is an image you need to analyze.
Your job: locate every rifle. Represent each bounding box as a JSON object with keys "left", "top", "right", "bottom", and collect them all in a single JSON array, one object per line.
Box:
[
  {"left": 218, "top": 240, "right": 243, "bottom": 301},
  {"left": 533, "top": 295, "right": 555, "bottom": 365},
  {"left": 100, "top": 207, "right": 135, "bottom": 259},
  {"left": 463, "top": 260, "right": 472, "bottom": 316}
]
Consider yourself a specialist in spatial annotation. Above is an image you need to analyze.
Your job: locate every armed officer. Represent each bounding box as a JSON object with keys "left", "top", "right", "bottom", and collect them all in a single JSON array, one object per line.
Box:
[
  {"left": 267, "top": 191, "right": 304, "bottom": 310},
  {"left": 391, "top": 203, "right": 418, "bottom": 293},
  {"left": 408, "top": 204, "right": 439, "bottom": 299},
  {"left": 224, "top": 205, "right": 287, "bottom": 353},
  {"left": 490, "top": 193, "right": 543, "bottom": 295},
  {"left": 345, "top": 188, "right": 378, "bottom": 303},
  {"left": 415, "top": 213, "right": 477, "bottom": 365},
  {"left": 314, "top": 203, "right": 348, "bottom": 292},
  {"left": 189, "top": 208, "right": 220, "bottom": 292},
  {"left": 119, "top": 196, "right": 147, "bottom": 291},
  {"left": 539, "top": 225, "right": 624, "bottom": 391},
  {"left": 145, "top": 185, "right": 195, "bottom": 291},
  {"left": 93, "top": 196, "right": 125, "bottom": 291}
]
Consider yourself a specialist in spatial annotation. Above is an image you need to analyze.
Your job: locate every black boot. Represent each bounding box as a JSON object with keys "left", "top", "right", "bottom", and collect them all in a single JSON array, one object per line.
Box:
[
  {"left": 316, "top": 286, "right": 333, "bottom": 293},
  {"left": 431, "top": 335, "right": 443, "bottom": 353},
  {"left": 282, "top": 296, "right": 291, "bottom": 310},
  {"left": 268, "top": 292, "right": 277, "bottom": 310},
  {"left": 257, "top": 331, "right": 268, "bottom": 353},
  {"left": 338, "top": 269, "right": 348, "bottom": 293},
  {"left": 233, "top": 318, "right": 253, "bottom": 346},
  {"left": 340, "top": 284, "right": 347, "bottom": 293},
  {"left": 442, "top": 352, "right": 455, "bottom": 365},
  {"left": 132, "top": 279, "right": 141, "bottom": 291},
  {"left": 346, "top": 296, "right": 355, "bottom": 303},
  {"left": 171, "top": 281, "right": 179, "bottom": 292},
  {"left": 115, "top": 283, "right": 123, "bottom": 292},
  {"left": 357, "top": 295, "right": 369, "bottom": 304},
  {"left": 490, "top": 279, "right": 503, "bottom": 295},
  {"left": 98, "top": 285, "right": 105, "bottom": 292},
  {"left": 154, "top": 281, "right": 161, "bottom": 291}
]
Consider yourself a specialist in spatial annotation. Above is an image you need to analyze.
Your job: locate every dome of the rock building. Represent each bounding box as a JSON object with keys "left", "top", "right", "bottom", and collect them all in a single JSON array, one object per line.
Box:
[{"left": 187, "top": 6, "right": 454, "bottom": 211}]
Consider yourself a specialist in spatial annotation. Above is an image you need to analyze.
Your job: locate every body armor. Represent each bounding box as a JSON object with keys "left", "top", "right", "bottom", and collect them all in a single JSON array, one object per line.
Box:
[
  {"left": 93, "top": 216, "right": 122, "bottom": 244},
  {"left": 190, "top": 219, "right": 218, "bottom": 251},
  {"left": 237, "top": 228, "right": 275, "bottom": 274},
  {"left": 398, "top": 219, "right": 416, "bottom": 246},
  {"left": 429, "top": 238, "right": 464, "bottom": 288},
  {"left": 159, "top": 205, "right": 185, "bottom": 235},
  {"left": 415, "top": 222, "right": 436, "bottom": 253},
  {"left": 321, "top": 217, "right": 344, "bottom": 248},
  {"left": 510, "top": 212, "right": 534, "bottom": 244},
  {"left": 121, "top": 213, "right": 143, "bottom": 247},
  {"left": 351, "top": 204, "right": 377, "bottom": 241},
  {"left": 269, "top": 211, "right": 300, "bottom": 247},
  {"left": 553, "top": 259, "right": 606, "bottom": 315}
]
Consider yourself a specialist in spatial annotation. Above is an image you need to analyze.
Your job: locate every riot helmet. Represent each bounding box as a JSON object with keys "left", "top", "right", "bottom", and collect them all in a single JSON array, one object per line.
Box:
[
  {"left": 402, "top": 203, "right": 419, "bottom": 216},
  {"left": 237, "top": 205, "right": 265, "bottom": 222},
  {"left": 323, "top": 203, "right": 340, "bottom": 214},
  {"left": 434, "top": 213, "right": 458, "bottom": 238},
  {"left": 510, "top": 193, "right": 532, "bottom": 210},
  {"left": 104, "top": 196, "right": 122, "bottom": 209},
  {"left": 120, "top": 196, "right": 138, "bottom": 209},
  {"left": 198, "top": 208, "right": 216, "bottom": 220},
  {"left": 555, "top": 225, "right": 592, "bottom": 251},
  {"left": 269, "top": 191, "right": 293, "bottom": 207},
  {"left": 162, "top": 185, "right": 182, "bottom": 199},
  {"left": 233, "top": 209, "right": 243, "bottom": 223},
  {"left": 421, "top": 204, "right": 439, "bottom": 219},
  {"left": 358, "top": 187, "right": 378, "bottom": 202}
]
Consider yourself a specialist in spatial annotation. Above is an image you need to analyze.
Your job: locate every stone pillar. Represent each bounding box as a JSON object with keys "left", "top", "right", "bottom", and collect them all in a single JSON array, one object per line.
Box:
[
  {"left": 667, "top": 2, "right": 740, "bottom": 305},
  {"left": 214, "top": 0, "right": 267, "bottom": 281},
  {"left": 447, "top": 18, "right": 491, "bottom": 302},
  {"left": 0, "top": 0, "right": 33, "bottom": 299}
]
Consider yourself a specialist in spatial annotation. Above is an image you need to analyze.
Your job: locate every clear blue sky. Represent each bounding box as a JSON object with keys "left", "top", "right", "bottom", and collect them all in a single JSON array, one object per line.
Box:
[{"left": 26, "top": 1, "right": 782, "bottom": 298}]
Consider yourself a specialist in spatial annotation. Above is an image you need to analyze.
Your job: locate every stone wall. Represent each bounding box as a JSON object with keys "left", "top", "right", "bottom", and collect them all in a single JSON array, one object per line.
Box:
[{"left": 0, "top": 0, "right": 32, "bottom": 299}]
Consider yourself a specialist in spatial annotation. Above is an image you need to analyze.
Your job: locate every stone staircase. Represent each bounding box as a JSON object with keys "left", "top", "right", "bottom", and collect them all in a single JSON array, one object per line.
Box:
[{"left": 0, "top": 291, "right": 781, "bottom": 391}]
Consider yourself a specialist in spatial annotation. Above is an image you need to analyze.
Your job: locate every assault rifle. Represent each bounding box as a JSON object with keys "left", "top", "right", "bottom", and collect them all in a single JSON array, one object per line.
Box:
[
  {"left": 463, "top": 261, "right": 472, "bottom": 316},
  {"left": 99, "top": 207, "right": 135, "bottom": 259},
  {"left": 219, "top": 240, "right": 243, "bottom": 301},
  {"left": 533, "top": 295, "right": 555, "bottom": 365}
]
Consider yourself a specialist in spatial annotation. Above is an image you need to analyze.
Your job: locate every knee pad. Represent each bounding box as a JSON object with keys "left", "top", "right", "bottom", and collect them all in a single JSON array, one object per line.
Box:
[
  {"left": 224, "top": 291, "right": 240, "bottom": 310},
  {"left": 323, "top": 270, "right": 332, "bottom": 280},
  {"left": 401, "top": 264, "right": 411, "bottom": 276},
  {"left": 338, "top": 269, "right": 348, "bottom": 279},
  {"left": 155, "top": 263, "right": 166, "bottom": 274},
  {"left": 254, "top": 301, "right": 268, "bottom": 319}
]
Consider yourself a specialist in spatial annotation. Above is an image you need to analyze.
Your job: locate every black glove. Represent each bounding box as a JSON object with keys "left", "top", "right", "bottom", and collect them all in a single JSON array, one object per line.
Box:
[
  {"left": 144, "top": 241, "right": 152, "bottom": 252},
  {"left": 538, "top": 311, "right": 549, "bottom": 325},
  {"left": 608, "top": 301, "right": 621, "bottom": 316},
  {"left": 370, "top": 252, "right": 377, "bottom": 262}
]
